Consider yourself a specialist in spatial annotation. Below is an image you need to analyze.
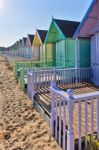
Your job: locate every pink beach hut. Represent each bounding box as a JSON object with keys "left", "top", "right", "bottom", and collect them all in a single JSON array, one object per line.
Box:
[{"left": 74, "top": 0, "right": 99, "bottom": 86}]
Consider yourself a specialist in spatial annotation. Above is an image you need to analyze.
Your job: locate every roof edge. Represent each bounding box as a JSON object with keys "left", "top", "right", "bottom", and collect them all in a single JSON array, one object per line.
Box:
[{"left": 73, "top": 0, "right": 97, "bottom": 39}]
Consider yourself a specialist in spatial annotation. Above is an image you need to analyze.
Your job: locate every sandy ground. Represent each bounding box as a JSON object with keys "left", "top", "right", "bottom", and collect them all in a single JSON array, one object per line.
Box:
[{"left": 0, "top": 56, "right": 61, "bottom": 150}]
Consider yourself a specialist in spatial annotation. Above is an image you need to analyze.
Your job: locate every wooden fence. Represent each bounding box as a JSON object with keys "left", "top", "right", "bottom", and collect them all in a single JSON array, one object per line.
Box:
[
  {"left": 27, "top": 68, "right": 91, "bottom": 101},
  {"left": 13, "top": 61, "right": 44, "bottom": 80},
  {"left": 50, "top": 82, "right": 99, "bottom": 150}
]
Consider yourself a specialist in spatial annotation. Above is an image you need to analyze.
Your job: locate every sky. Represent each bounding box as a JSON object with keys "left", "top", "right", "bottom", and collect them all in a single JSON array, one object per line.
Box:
[{"left": 0, "top": 0, "right": 92, "bottom": 47}]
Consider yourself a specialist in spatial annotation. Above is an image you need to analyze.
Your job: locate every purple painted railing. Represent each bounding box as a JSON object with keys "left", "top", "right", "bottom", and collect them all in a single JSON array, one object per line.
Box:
[
  {"left": 50, "top": 82, "right": 99, "bottom": 150},
  {"left": 27, "top": 67, "right": 91, "bottom": 102}
]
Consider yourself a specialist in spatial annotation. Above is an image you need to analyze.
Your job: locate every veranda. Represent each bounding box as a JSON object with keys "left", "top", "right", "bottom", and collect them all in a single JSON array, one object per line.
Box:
[{"left": 27, "top": 67, "right": 99, "bottom": 150}]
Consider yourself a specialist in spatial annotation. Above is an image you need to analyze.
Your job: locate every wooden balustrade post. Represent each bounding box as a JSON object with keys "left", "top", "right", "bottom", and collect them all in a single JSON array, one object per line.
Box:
[
  {"left": 50, "top": 81, "right": 57, "bottom": 136},
  {"left": 31, "top": 71, "right": 35, "bottom": 105},
  {"left": 27, "top": 71, "right": 29, "bottom": 96},
  {"left": 53, "top": 67, "right": 56, "bottom": 82},
  {"left": 27, "top": 71, "right": 35, "bottom": 105},
  {"left": 67, "top": 89, "right": 74, "bottom": 150},
  {"left": 97, "top": 98, "right": 99, "bottom": 139}
]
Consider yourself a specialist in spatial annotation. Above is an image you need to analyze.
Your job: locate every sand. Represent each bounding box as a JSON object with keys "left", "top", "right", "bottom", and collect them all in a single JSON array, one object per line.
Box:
[{"left": 0, "top": 56, "right": 61, "bottom": 150}]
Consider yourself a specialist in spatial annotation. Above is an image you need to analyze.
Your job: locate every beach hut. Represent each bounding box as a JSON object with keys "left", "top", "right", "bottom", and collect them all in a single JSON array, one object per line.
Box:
[
  {"left": 26, "top": 34, "right": 34, "bottom": 58},
  {"left": 10, "top": 45, "right": 13, "bottom": 56},
  {"left": 22, "top": 38, "right": 27, "bottom": 57},
  {"left": 12, "top": 44, "right": 16, "bottom": 56},
  {"left": 44, "top": 18, "right": 79, "bottom": 67},
  {"left": 0, "top": 47, "right": 6, "bottom": 55},
  {"left": 14, "top": 42, "right": 17, "bottom": 56},
  {"left": 32, "top": 29, "right": 47, "bottom": 62},
  {"left": 74, "top": 0, "right": 99, "bottom": 86},
  {"left": 45, "top": 18, "right": 90, "bottom": 68},
  {"left": 19, "top": 39, "right": 23, "bottom": 56},
  {"left": 15, "top": 41, "right": 19, "bottom": 56},
  {"left": 17, "top": 40, "right": 20, "bottom": 56},
  {"left": 10, "top": 45, "right": 14, "bottom": 56}
]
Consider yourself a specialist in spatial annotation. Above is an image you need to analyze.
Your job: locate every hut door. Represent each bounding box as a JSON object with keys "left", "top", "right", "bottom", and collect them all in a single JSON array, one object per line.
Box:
[
  {"left": 56, "top": 40, "right": 65, "bottom": 67},
  {"left": 26, "top": 48, "right": 29, "bottom": 57},
  {"left": 79, "top": 39, "right": 90, "bottom": 68},
  {"left": 34, "top": 46, "right": 40, "bottom": 60},
  {"left": 66, "top": 39, "right": 76, "bottom": 68},
  {"left": 28, "top": 47, "right": 32, "bottom": 58},
  {"left": 91, "top": 33, "right": 99, "bottom": 86},
  {"left": 40, "top": 46, "right": 43, "bottom": 62}
]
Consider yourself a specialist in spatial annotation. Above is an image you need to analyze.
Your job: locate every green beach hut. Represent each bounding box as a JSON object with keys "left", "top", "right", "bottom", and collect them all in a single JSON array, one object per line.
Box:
[{"left": 44, "top": 18, "right": 90, "bottom": 68}]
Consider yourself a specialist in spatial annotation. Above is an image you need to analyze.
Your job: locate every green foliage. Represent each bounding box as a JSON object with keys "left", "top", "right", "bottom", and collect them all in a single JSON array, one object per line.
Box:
[{"left": 85, "top": 135, "right": 99, "bottom": 150}]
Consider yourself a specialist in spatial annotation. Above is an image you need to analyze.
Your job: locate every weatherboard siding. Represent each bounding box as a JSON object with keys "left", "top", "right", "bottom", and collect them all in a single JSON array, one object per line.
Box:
[
  {"left": 40, "top": 45, "right": 43, "bottom": 62},
  {"left": 79, "top": 38, "right": 91, "bottom": 68},
  {"left": 32, "top": 33, "right": 40, "bottom": 60},
  {"left": 26, "top": 36, "right": 32, "bottom": 57},
  {"left": 91, "top": 33, "right": 99, "bottom": 86},
  {"left": 46, "top": 43, "right": 56, "bottom": 67},
  {"left": 32, "top": 46, "right": 40, "bottom": 61},
  {"left": 56, "top": 40, "right": 66, "bottom": 67},
  {"left": 42, "top": 43, "right": 55, "bottom": 67},
  {"left": 65, "top": 38, "right": 76, "bottom": 68},
  {"left": 42, "top": 44, "right": 46, "bottom": 65}
]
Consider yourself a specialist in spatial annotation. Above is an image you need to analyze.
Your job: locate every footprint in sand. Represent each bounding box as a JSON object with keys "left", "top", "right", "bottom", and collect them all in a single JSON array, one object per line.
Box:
[{"left": 0, "top": 65, "right": 5, "bottom": 78}]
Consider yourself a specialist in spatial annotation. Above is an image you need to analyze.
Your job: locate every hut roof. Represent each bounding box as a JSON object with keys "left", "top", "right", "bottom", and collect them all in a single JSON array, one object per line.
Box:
[
  {"left": 37, "top": 30, "right": 48, "bottom": 43},
  {"left": 28, "top": 34, "right": 34, "bottom": 45},
  {"left": 54, "top": 19, "right": 80, "bottom": 37},
  {"left": 23, "top": 37, "right": 27, "bottom": 44},
  {"left": 74, "top": 0, "right": 97, "bottom": 38}
]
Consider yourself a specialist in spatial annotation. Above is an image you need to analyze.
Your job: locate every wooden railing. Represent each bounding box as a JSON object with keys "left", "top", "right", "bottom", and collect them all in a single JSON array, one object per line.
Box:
[
  {"left": 18, "top": 67, "right": 55, "bottom": 91},
  {"left": 27, "top": 67, "right": 55, "bottom": 100},
  {"left": 27, "top": 67, "right": 91, "bottom": 101},
  {"left": 13, "top": 61, "right": 44, "bottom": 80},
  {"left": 50, "top": 82, "right": 99, "bottom": 150},
  {"left": 19, "top": 67, "right": 51, "bottom": 90}
]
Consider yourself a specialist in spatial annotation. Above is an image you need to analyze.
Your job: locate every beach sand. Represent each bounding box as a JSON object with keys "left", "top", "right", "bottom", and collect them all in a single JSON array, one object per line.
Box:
[{"left": 0, "top": 56, "right": 61, "bottom": 150}]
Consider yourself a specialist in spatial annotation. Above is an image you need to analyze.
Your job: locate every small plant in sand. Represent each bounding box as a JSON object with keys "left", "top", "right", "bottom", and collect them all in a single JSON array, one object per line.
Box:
[{"left": 85, "top": 135, "right": 99, "bottom": 150}]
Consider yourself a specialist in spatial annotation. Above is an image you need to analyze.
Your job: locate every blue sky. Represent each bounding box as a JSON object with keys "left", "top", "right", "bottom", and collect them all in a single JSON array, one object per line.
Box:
[{"left": 0, "top": 0, "right": 92, "bottom": 47}]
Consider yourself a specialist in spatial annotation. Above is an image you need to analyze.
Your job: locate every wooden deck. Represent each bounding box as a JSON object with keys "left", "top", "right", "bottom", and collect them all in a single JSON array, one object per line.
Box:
[
  {"left": 34, "top": 82, "right": 99, "bottom": 140},
  {"left": 35, "top": 83, "right": 99, "bottom": 114}
]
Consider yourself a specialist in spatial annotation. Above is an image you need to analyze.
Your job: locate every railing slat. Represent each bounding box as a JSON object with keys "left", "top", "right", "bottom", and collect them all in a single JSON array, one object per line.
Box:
[
  {"left": 63, "top": 97, "right": 66, "bottom": 150},
  {"left": 50, "top": 91, "right": 55, "bottom": 136},
  {"left": 78, "top": 101, "right": 82, "bottom": 150},
  {"left": 91, "top": 98, "right": 94, "bottom": 142},
  {"left": 59, "top": 97, "right": 62, "bottom": 146},
  {"left": 97, "top": 98, "right": 99, "bottom": 139},
  {"left": 55, "top": 95, "right": 58, "bottom": 140},
  {"left": 85, "top": 100, "right": 88, "bottom": 147}
]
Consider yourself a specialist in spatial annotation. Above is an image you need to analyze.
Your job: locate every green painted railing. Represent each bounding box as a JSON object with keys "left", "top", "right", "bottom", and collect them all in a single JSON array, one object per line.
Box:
[
  {"left": 18, "top": 68, "right": 27, "bottom": 90},
  {"left": 13, "top": 61, "right": 44, "bottom": 80},
  {"left": 18, "top": 66, "right": 55, "bottom": 90}
]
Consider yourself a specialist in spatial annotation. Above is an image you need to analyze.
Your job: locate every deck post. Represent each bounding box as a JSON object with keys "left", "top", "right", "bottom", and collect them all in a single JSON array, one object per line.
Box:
[
  {"left": 50, "top": 81, "right": 57, "bottom": 136},
  {"left": 53, "top": 67, "right": 56, "bottom": 81},
  {"left": 31, "top": 71, "right": 35, "bottom": 105},
  {"left": 27, "top": 71, "right": 35, "bottom": 105},
  {"left": 97, "top": 98, "right": 99, "bottom": 139},
  {"left": 20, "top": 68, "right": 25, "bottom": 90},
  {"left": 45, "top": 44, "right": 47, "bottom": 67},
  {"left": 67, "top": 89, "right": 74, "bottom": 150}
]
